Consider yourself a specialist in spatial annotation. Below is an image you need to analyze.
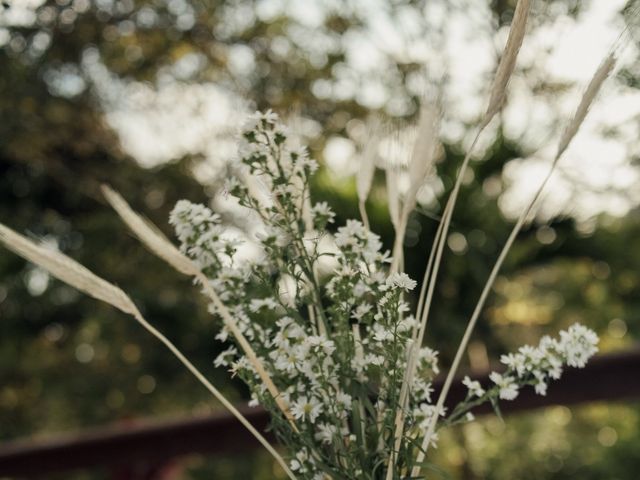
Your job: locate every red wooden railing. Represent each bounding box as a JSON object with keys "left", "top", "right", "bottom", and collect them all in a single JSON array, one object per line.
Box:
[{"left": 1, "top": 348, "right": 639, "bottom": 478}]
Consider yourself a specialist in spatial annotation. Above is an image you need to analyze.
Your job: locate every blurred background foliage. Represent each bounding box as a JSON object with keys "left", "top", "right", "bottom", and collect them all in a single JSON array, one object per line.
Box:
[{"left": 1, "top": 0, "right": 639, "bottom": 478}]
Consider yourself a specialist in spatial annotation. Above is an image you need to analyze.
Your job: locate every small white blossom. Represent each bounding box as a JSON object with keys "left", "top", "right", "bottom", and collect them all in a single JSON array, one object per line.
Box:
[
  {"left": 249, "top": 297, "right": 280, "bottom": 312},
  {"left": 290, "top": 448, "right": 309, "bottom": 473},
  {"left": 291, "top": 395, "right": 324, "bottom": 423},
  {"left": 372, "top": 324, "right": 394, "bottom": 342},
  {"left": 353, "top": 280, "right": 370, "bottom": 298},
  {"left": 386, "top": 272, "right": 417, "bottom": 291},
  {"left": 489, "top": 372, "right": 519, "bottom": 400},
  {"left": 314, "top": 423, "right": 338, "bottom": 445},
  {"left": 351, "top": 303, "right": 372, "bottom": 320},
  {"left": 559, "top": 323, "right": 599, "bottom": 368},
  {"left": 336, "top": 391, "right": 353, "bottom": 410},
  {"left": 462, "top": 376, "right": 485, "bottom": 397},
  {"left": 364, "top": 353, "right": 385, "bottom": 367},
  {"left": 214, "top": 346, "right": 238, "bottom": 368},
  {"left": 311, "top": 201, "right": 336, "bottom": 223}
]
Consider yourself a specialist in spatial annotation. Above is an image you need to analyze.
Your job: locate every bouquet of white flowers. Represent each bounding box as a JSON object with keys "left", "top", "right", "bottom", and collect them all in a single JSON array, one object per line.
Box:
[
  {"left": 1, "top": 0, "right": 628, "bottom": 478},
  {"left": 164, "top": 110, "right": 599, "bottom": 479}
]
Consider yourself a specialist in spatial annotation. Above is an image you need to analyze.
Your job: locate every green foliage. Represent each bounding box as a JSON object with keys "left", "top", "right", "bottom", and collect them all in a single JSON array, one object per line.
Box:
[{"left": 1, "top": 0, "right": 639, "bottom": 478}]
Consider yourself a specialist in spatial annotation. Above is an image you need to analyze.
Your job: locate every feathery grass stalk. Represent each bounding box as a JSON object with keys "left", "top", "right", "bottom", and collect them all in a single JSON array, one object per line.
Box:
[
  {"left": 414, "top": 198, "right": 450, "bottom": 333},
  {"left": 412, "top": 129, "right": 482, "bottom": 351},
  {"left": 0, "top": 223, "right": 296, "bottom": 480},
  {"left": 386, "top": 167, "right": 401, "bottom": 230},
  {"left": 388, "top": 108, "right": 444, "bottom": 463},
  {"left": 411, "top": 165, "right": 552, "bottom": 477},
  {"left": 0, "top": 223, "right": 135, "bottom": 315},
  {"left": 483, "top": 0, "right": 532, "bottom": 127},
  {"left": 386, "top": 194, "right": 453, "bottom": 479},
  {"left": 556, "top": 52, "right": 616, "bottom": 160},
  {"left": 100, "top": 185, "right": 298, "bottom": 428},
  {"left": 385, "top": 132, "right": 479, "bottom": 479},
  {"left": 128, "top": 306, "right": 297, "bottom": 480},
  {"left": 411, "top": 49, "right": 617, "bottom": 478},
  {"left": 388, "top": 3, "right": 534, "bottom": 473},
  {"left": 389, "top": 106, "right": 439, "bottom": 274},
  {"left": 357, "top": 117, "right": 383, "bottom": 229}
]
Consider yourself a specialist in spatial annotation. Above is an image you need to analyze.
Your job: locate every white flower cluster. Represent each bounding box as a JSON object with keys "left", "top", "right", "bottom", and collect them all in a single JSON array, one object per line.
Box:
[
  {"left": 169, "top": 112, "right": 446, "bottom": 478},
  {"left": 461, "top": 323, "right": 599, "bottom": 403},
  {"left": 169, "top": 112, "right": 600, "bottom": 480}
]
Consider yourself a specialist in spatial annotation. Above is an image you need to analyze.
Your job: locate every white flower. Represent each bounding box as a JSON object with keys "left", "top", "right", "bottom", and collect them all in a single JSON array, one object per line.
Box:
[
  {"left": 534, "top": 380, "right": 548, "bottom": 396},
  {"left": 244, "top": 109, "right": 278, "bottom": 130},
  {"left": 249, "top": 297, "right": 280, "bottom": 312},
  {"left": 334, "top": 219, "right": 385, "bottom": 264},
  {"left": 372, "top": 324, "right": 394, "bottom": 342},
  {"left": 558, "top": 323, "right": 599, "bottom": 368},
  {"left": 314, "top": 423, "right": 338, "bottom": 445},
  {"left": 414, "top": 403, "right": 446, "bottom": 429},
  {"left": 462, "top": 376, "right": 485, "bottom": 397},
  {"left": 336, "top": 391, "right": 353, "bottom": 410},
  {"left": 386, "top": 272, "right": 417, "bottom": 291},
  {"left": 214, "top": 346, "right": 238, "bottom": 368},
  {"left": 417, "top": 347, "right": 440, "bottom": 374},
  {"left": 364, "top": 353, "right": 385, "bottom": 367},
  {"left": 289, "top": 448, "right": 309, "bottom": 473},
  {"left": 270, "top": 342, "right": 309, "bottom": 374},
  {"left": 497, "top": 323, "right": 597, "bottom": 397},
  {"left": 412, "top": 379, "right": 434, "bottom": 403},
  {"left": 311, "top": 201, "right": 335, "bottom": 223},
  {"left": 215, "top": 327, "right": 229, "bottom": 343},
  {"left": 351, "top": 303, "right": 372, "bottom": 320},
  {"left": 291, "top": 395, "right": 324, "bottom": 423},
  {"left": 304, "top": 335, "right": 336, "bottom": 356},
  {"left": 500, "top": 352, "right": 526, "bottom": 376},
  {"left": 378, "top": 293, "right": 391, "bottom": 307},
  {"left": 353, "top": 280, "right": 370, "bottom": 298},
  {"left": 398, "top": 315, "right": 417, "bottom": 333},
  {"left": 489, "top": 372, "right": 519, "bottom": 400}
]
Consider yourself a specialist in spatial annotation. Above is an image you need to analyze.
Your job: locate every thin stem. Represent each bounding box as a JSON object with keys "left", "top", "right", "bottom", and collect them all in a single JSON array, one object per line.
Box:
[
  {"left": 411, "top": 164, "right": 556, "bottom": 477},
  {"left": 389, "top": 204, "right": 410, "bottom": 274},
  {"left": 386, "top": 128, "right": 485, "bottom": 479},
  {"left": 414, "top": 129, "right": 483, "bottom": 350},
  {"left": 128, "top": 307, "right": 296, "bottom": 480},
  {"left": 413, "top": 193, "right": 452, "bottom": 341},
  {"left": 351, "top": 324, "right": 368, "bottom": 453},
  {"left": 197, "top": 272, "right": 298, "bottom": 431},
  {"left": 359, "top": 199, "right": 370, "bottom": 231}
]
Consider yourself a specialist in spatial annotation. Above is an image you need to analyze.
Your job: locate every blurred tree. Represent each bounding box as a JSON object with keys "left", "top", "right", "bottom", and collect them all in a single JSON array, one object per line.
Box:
[{"left": 1, "top": 0, "right": 639, "bottom": 479}]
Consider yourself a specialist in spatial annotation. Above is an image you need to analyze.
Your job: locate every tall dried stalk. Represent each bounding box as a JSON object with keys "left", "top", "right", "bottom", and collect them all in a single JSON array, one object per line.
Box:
[
  {"left": 556, "top": 52, "right": 616, "bottom": 160},
  {"left": 385, "top": 133, "right": 472, "bottom": 479},
  {"left": 356, "top": 117, "right": 382, "bottom": 230},
  {"left": 389, "top": 105, "right": 440, "bottom": 274},
  {"left": 0, "top": 223, "right": 296, "bottom": 480},
  {"left": 483, "top": 0, "right": 532, "bottom": 127},
  {"left": 386, "top": 167, "right": 401, "bottom": 230},
  {"left": 411, "top": 48, "right": 617, "bottom": 479},
  {"left": 100, "top": 186, "right": 297, "bottom": 429},
  {"left": 386, "top": 1, "right": 533, "bottom": 476},
  {"left": 408, "top": 0, "right": 532, "bottom": 339}
]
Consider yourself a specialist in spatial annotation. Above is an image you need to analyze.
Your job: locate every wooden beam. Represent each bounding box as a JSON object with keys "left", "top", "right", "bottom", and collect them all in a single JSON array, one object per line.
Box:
[{"left": 1, "top": 349, "right": 639, "bottom": 476}]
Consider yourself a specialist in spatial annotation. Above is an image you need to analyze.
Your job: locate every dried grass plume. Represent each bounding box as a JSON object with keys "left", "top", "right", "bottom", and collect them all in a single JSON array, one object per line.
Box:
[
  {"left": 483, "top": 0, "right": 532, "bottom": 126},
  {"left": 0, "top": 223, "right": 135, "bottom": 315}
]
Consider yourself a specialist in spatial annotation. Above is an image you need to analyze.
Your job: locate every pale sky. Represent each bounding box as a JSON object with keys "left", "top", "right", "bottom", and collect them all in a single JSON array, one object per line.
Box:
[{"left": 4, "top": 0, "right": 640, "bottom": 224}]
